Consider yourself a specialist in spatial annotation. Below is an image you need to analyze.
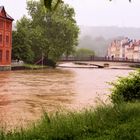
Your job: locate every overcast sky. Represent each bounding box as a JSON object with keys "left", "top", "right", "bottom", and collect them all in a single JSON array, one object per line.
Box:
[{"left": 0, "top": 0, "right": 140, "bottom": 27}]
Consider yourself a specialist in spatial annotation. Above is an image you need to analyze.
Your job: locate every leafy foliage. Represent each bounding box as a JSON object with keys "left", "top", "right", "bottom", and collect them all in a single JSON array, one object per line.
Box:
[
  {"left": 110, "top": 70, "right": 140, "bottom": 103},
  {"left": 75, "top": 48, "right": 95, "bottom": 57},
  {"left": 12, "top": 0, "right": 79, "bottom": 64},
  {"left": 12, "top": 17, "right": 34, "bottom": 63},
  {"left": 44, "top": 0, "right": 62, "bottom": 11},
  {"left": 44, "top": 0, "right": 52, "bottom": 10}
]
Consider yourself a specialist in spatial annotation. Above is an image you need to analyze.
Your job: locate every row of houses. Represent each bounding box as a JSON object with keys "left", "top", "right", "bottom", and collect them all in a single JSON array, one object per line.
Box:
[{"left": 108, "top": 37, "right": 140, "bottom": 60}]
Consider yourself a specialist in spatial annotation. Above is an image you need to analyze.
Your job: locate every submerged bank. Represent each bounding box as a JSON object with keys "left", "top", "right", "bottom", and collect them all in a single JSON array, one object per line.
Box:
[{"left": 11, "top": 64, "right": 50, "bottom": 71}]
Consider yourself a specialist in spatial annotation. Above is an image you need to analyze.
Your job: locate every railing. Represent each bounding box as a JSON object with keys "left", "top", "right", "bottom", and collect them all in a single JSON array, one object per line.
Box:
[{"left": 60, "top": 56, "right": 140, "bottom": 63}]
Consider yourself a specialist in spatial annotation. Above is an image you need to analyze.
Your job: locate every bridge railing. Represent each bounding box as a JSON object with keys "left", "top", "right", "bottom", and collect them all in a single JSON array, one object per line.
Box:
[{"left": 60, "top": 56, "right": 140, "bottom": 63}]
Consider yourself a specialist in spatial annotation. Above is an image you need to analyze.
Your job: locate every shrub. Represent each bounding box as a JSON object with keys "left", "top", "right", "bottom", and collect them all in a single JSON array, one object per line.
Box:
[
  {"left": 110, "top": 70, "right": 140, "bottom": 103},
  {"left": 44, "top": 58, "right": 56, "bottom": 68},
  {"left": 37, "top": 58, "right": 56, "bottom": 68}
]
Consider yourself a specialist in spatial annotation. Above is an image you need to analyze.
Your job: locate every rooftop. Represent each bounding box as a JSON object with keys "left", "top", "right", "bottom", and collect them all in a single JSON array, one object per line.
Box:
[{"left": 0, "top": 6, "right": 14, "bottom": 21}]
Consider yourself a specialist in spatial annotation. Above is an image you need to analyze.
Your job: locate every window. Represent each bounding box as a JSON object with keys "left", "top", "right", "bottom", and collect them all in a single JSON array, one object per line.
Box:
[
  {"left": 6, "top": 35, "right": 9, "bottom": 45},
  {"left": 0, "top": 21, "right": 3, "bottom": 29},
  {"left": 0, "top": 33, "right": 2, "bottom": 44},
  {"left": 6, "top": 50, "right": 9, "bottom": 62},
  {"left": 0, "top": 50, "right": 2, "bottom": 62},
  {"left": 6, "top": 22, "right": 10, "bottom": 30}
]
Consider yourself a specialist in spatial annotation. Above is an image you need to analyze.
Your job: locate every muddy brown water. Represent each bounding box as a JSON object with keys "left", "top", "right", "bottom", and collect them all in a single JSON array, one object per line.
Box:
[{"left": 0, "top": 68, "right": 132, "bottom": 130}]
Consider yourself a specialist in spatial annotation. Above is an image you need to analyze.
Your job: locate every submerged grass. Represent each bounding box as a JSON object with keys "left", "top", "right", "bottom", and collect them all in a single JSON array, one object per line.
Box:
[
  {"left": 0, "top": 102, "right": 140, "bottom": 140},
  {"left": 23, "top": 64, "right": 49, "bottom": 69}
]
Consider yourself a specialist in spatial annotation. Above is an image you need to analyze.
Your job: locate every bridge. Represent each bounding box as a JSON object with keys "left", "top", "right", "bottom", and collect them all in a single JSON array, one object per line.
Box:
[
  {"left": 60, "top": 56, "right": 140, "bottom": 63},
  {"left": 58, "top": 56, "right": 140, "bottom": 69}
]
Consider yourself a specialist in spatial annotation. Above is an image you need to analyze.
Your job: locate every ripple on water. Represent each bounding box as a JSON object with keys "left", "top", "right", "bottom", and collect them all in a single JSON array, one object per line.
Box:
[{"left": 0, "top": 68, "right": 132, "bottom": 130}]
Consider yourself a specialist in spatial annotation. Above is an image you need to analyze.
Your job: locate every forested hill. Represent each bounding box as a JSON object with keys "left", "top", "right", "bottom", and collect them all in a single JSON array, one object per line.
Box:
[
  {"left": 78, "top": 26, "right": 140, "bottom": 56},
  {"left": 79, "top": 26, "right": 140, "bottom": 39}
]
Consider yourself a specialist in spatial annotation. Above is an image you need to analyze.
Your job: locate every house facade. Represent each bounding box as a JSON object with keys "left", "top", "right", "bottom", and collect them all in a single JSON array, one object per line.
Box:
[
  {"left": 108, "top": 37, "right": 140, "bottom": 61},
  {"left": 0, "top": 6, "right": 13, "bottom": 70}
]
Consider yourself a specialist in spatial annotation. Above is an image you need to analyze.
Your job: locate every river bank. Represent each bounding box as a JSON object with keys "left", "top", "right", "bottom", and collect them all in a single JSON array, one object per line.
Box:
[
  {"left": 11, "top": 64, "right": 51, "bottom": 71},
  {"left": 0, "top": 102, "right": 139, "bottom": 140},
  {"left": 11, "top": 61, "right": 138, "bottom": 71}
]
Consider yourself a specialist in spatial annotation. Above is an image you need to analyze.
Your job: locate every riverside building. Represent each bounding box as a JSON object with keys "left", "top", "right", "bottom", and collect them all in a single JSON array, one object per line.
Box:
[
  {"left": 0, "top": 6, "right": 13, "bottom": 70},
  {"left": 108, "top": 37, "right": 140, "bottom": 61}
]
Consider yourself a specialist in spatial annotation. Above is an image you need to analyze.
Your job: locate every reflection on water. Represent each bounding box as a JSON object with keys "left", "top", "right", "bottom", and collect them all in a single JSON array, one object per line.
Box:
[{"left": 0, "top": 68, "right": 132, "bottom": 129}]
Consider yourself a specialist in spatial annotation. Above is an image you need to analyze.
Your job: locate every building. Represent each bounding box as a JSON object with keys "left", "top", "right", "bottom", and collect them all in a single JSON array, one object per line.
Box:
[
  {"left": 0, "top": 6, "right": 13, "bottom": 70},
  {"left": 108, "top": 39, "right": 122, "bottom": 59},
  {"left": 108, "top": 37, "right": 140, "bottom": 61}
]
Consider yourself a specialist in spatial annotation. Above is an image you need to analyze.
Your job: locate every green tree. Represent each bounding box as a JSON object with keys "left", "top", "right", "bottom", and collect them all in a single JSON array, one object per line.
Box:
[
  {"left": 12, "top": 0, "right": 79, "bottom": 63},
  {"left": 12, "top": 16, "right": 34, "bottom": 63},
  {"left": 28, "top": 0, "right": 79, "bottom": 61},
  {"left": 75, "top": 48, "right": 95, "bottom": 58}
]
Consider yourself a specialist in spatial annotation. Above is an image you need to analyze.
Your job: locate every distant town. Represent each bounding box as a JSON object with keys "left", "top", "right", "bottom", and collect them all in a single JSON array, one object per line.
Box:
[{"left": 108, "top": 37, "right": 140, "bottom": 61}]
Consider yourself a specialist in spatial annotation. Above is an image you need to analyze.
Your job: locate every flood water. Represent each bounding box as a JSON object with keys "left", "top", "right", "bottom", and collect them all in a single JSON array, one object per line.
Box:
[{"left": 0, "top": 67, "right": 132, "bottom": 129}]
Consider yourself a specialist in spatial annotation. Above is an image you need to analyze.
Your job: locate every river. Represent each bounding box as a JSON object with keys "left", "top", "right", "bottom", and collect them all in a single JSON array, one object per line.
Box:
[{"left": 0, "top": 68, "right": 132, "bottom": 130}]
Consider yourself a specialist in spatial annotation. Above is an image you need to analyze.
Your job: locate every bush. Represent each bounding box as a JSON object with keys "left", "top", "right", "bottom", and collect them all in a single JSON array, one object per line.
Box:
[
  {"left": 44, "top": 58, "right": 56, "bottom": 68},
  {"left": 110, "top": 70, "right": 140, "bottom": 103},
  {"left": 37, "top": 58, "right": 56, "bottom": 68}
]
